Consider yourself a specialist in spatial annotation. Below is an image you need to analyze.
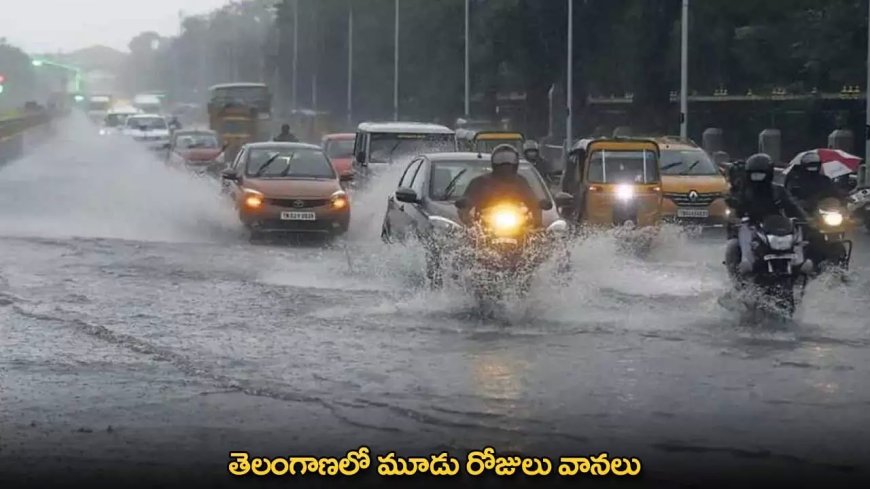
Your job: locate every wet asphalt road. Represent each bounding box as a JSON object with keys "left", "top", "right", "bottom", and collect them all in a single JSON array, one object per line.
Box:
[{"left": 1, "top": 116, "right": 870, "bottom": 487}]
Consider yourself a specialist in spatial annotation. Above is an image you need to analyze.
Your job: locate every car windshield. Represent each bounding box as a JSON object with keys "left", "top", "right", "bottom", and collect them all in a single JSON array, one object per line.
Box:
[
  {"left": 659, "top": 149, "right": 719, "bottom": 176},
  {"left": 245, "top": 148, "right": 336, "bottom": 179},
  {"left": 369, "top": 133, "right": 455, "bottom": 163},
  {"left": 587, "top": 150, "right": 659, "bottom": 184},
  {"left": 127, "top": 117, "right": 167, "bottom": 130},
  {"left": 222, "top": 119, "right": 250, "bottom": 134},
  {"left": 325, "top": 139, "right": 355, "bottom": 159},
  {"left": 428, "top": 161, "right": 549, "bottom": 202},
  {"left": 104, "top": 113, "right": 131, "bottom": 127},
  {"left": 474, "top": 138, "right": 524, "bottom": 153},
  {"left": 89, "top": 100, "right": 111, "bottom": 111},
  {"left": 175, "top": 133, "right": 220, "bottom": 149}
]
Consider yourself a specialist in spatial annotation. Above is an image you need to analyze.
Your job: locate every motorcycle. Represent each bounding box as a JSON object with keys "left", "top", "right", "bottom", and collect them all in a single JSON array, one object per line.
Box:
[
  {"left": 727, "top": 214, "right": 808, "bottom": 318},
  {"left": 805, "top": 197, "right": 852, "bottom": 273},
  {"left": 446, "top": 200, "right": 547, "bottom": 302}
]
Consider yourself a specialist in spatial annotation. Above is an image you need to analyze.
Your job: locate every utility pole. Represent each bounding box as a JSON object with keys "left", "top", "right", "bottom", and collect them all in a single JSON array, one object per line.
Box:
[
  {"left": 464, "top": 0, "right": 470, "bottom": 117},
  {"left": 864, "top": 0, "right": 870, "bottom": 187},
  {"left": 680, "top": 0, "right": 689, "bottom": 139},
  {"left": 566, "top": 0, "right": 573, "bottom": 152},
  {"left": 292, "top": 0, "right": 299, "bottom": 110},
  {"left": 347, "top": 1, "right": 354, "bottom": 126},
  {"left": 393, "top": 0, "right": 400, "bottom": 121}
]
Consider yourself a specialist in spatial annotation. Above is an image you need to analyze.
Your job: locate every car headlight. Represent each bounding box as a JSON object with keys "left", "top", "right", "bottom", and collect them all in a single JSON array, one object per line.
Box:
[
  {"left": 547, "top": 219, "right": 568, "bottom": 233},
  {"left": 243, "top": 189, "right": 265, "bottom": 209},
  {"left": 429, "top": 215, "right": 462, "bottom": 232},
  {"left": 820, "top": 210, "right": 843, "bottom": 227},
  {"left": 331, "top": 190, "right": 349, "bottom": 210},
  {"left": 766, "top": 234, "right": 794, "bottom": 251},
  {"left": 615, "top": 184, "right": 635, "bottom": 201}
]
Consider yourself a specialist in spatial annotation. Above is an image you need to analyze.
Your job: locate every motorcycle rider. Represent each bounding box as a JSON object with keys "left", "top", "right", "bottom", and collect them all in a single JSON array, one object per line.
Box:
[
  {"left": 784, "top": 152, "right": 848, "bottom": 210},
  {"left": 724, "top": 153, "right": 812, "bottom": 276},
  {"left": 522, "top": 140, "right": 546, "bottom": 172},
  {"left": 784, "top": 152, "right": 851, "bottom": 271},
  {"left": 458, "top": 144, "right": 543, "bottom": 228}
]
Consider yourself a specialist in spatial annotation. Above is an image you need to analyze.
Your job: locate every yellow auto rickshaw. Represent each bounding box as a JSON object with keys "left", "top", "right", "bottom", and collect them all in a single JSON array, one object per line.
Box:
[
  {"left": 563, "top": 138, "right": 663, "bottom": 229},
  {"left": 456, "top": 128, "right": 525, "bottom": 153}
]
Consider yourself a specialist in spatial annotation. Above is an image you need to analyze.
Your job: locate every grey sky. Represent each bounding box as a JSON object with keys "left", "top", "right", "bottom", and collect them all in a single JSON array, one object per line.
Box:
[{"left": 1, "top": 0, "right": 232, "bottom": 54}]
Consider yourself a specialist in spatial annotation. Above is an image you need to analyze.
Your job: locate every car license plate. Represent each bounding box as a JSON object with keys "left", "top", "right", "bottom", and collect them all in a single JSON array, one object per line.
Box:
[
  {"left": 677, "top": 208, "right": 709, "bottom": 218},
  {"left": 280, "top": 211, "right": 316, "bottom": 221}
]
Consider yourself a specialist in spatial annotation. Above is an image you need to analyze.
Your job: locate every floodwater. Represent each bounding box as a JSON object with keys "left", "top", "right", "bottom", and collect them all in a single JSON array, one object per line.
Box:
[{"left": 1, "top": 115, "right": 869, "bottom": 487}]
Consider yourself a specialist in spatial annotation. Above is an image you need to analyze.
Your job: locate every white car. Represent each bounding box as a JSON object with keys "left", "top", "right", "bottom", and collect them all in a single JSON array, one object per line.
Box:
[
  {"left": 122, "top": 114, "right": 172, "bottom": 151},
  {"left": 100, "top": 106, "right": 141, "bottom": 136}
]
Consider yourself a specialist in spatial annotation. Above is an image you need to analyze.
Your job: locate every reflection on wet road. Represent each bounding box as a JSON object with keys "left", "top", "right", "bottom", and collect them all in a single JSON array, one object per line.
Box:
[{"left": 1, "top": 116, "right": 869, "bottom": 485}]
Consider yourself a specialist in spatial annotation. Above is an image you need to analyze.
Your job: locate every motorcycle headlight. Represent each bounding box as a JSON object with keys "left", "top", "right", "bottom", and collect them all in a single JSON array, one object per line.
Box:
[
  {"left": 820, "top": 210, "right": 843, "bottom": 227},
  {"left": 766, "top": 234, "right": 794, "bottom": 251},
  {"left": 615, "top": 184, "right": 635, "bottom": 201},
  {"left": 482, "top": 204, "right": 527, "bottom": 237},
  {"left": 547, "top": 219, "right": 568, "bottom": 233},
  {"left": 429, "top": 216, "right": 461, "bottom": 232}
]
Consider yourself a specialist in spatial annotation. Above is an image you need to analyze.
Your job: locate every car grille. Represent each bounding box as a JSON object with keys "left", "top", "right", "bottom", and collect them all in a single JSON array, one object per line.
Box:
[
  {"left": 664, "top": 192, "right": 722, "bottom": 207},
  {"left": 266, "top": 198, "right": 330, "bottom": 209}
]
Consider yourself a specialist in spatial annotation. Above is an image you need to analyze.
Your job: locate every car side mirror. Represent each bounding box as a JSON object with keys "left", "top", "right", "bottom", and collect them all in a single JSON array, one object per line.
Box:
[
  {"left": 540, "top": 198, "right": 554, "bottom": 211},
  {"left": 221, "top": 170, "right": 238, "bottom": 181},
  {"left": 554, "top": 192, "right": 574, "bottom": 208},
  {"left": 454, "top": 197, "right": 470, "bottom": 210},
  {"left": 339, "top": 171, "right": 355, "bottom": 182},
  {"left": 395, "top": 187, "right": 419, "bottom": 203}
]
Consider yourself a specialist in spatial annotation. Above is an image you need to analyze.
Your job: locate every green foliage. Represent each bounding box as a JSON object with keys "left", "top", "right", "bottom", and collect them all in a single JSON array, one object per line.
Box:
[{"left": 127, "top": 0, "right": 869, "bottom": 135}]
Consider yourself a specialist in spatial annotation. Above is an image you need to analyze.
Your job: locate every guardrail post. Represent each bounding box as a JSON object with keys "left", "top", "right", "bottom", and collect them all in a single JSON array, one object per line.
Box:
[
  {"left": 758, "top": 128, "right": 782, "bottom": 166},
  {"left": 702, "top": 127, "right": 724, "bottom": 154},
  {"left": 828, "top": 129, "right": 854, "bottom": 153}
]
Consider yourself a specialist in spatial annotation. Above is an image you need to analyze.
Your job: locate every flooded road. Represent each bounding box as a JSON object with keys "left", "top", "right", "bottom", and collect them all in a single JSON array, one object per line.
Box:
[{"left": 2, "top": 116, "right": 870, "bottom": 487}]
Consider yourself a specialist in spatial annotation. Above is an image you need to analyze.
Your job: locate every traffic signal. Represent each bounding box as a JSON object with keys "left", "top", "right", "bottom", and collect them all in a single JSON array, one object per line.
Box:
[{"left": 0, "top": 74, "right": 5, "bottom": 95}]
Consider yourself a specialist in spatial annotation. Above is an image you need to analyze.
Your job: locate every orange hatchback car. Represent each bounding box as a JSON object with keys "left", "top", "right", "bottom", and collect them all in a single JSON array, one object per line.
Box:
[{"left": 221, "top": 142, "right": 353, "bottom": 239}]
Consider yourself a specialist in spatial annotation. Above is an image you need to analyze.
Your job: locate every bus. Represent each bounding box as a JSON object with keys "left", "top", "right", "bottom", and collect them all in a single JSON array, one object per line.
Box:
[{"left": 208, "top": 83, "right": 273, "bottom": 146}]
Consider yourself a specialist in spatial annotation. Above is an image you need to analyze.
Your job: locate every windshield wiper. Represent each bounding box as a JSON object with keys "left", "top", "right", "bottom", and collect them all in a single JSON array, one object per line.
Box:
[
  {"left": 255, "top": 152, "right": 283, "bottom": 177},
  {"left": 442, "top": 169, "right": 468, "bottom": 200},
  {"left": 386, "top": 140, "right": 403, "bottom": 163},
  {"left": 679, "top": 160, "right": 702, "bottom": 175},
  {"left": 278, "top": 153, "right": 297, "bottom": 177},
  {"left": 660, "top": 161, "right": 683, "bottom": 172}
]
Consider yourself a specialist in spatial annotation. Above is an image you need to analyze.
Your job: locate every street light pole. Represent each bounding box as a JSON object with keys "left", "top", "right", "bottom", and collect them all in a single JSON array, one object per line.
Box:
[
  {"left": 566, "top": 0, "right": 573, "bottom": 152},
  {"left": 292, "top": 0, "right": 299, "bottom": 111},
  {"left": 347, "top": 1, "right": 354, "bottom": 126},
  {"left": 394, "top": 0, "right": 400, "bottom": 121},
  {"left": 680, "top": 0, "right": 689, "bottom": 139},
  {"left": 865, "top": 0, "right": 870, "bottom": 186},
  {"left": 464, "top": 0, "right": 470, "bottom": 117}
]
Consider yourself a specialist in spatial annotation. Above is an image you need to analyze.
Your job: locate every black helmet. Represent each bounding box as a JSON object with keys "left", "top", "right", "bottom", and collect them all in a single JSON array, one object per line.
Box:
[
  {"left": 491, "top": 144, "right": 520, "bottom": 169},
  {"left": 745, "top": 153, "right": 773, "bottom": 184},
  {"left": 798, "top": 152, "right": 822, "bottom": 173}
]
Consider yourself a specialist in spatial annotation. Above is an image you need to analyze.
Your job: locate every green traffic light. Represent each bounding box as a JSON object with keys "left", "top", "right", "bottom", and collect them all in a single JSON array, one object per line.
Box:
[
  {"left": 0, "top": 85, "right": 5, "bottom": 94},
  {"left": 32, "top": 60, "right": 43, "bottom": 67}
]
